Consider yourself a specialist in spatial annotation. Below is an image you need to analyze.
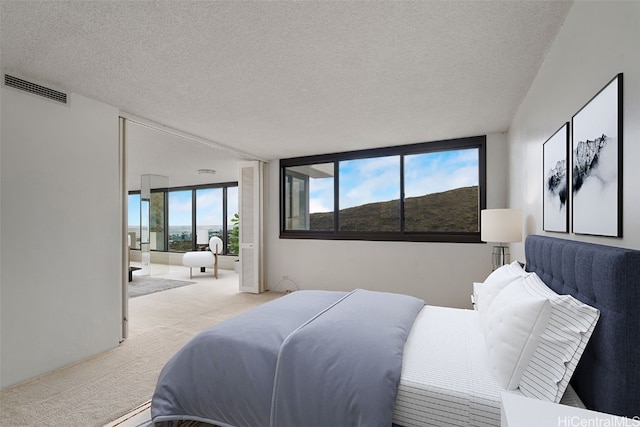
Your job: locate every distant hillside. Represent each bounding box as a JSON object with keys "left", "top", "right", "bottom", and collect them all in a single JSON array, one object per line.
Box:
[{"left": 310, "top": 185, "right": 478, "bottom": 232}]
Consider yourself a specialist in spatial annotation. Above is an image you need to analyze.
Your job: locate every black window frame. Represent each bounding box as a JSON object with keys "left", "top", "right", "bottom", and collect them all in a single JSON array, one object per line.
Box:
[
  {"left": 280, "top": 135, "right": 486, "bottom": 243},
  {"left": 128, "top": 181, "right": 239, "bottom": 254}
]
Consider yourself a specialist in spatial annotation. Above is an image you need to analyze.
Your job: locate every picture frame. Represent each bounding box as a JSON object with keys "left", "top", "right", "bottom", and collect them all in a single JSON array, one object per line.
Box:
[
  {"left": 571, "top": 73, "right": 623, "bottom": 237},
  {"left": 543, "top": 122, "right": 569, "bottom": 233}
]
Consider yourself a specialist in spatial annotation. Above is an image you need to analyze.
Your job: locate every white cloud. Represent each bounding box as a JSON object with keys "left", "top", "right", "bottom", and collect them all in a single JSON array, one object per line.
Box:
[
  {"left": 339, "top": 157, "right": 400, "bottom": 209},
  {"left": 405, "top": 150, "right": 478, "bottom": 197},
  {"left": 307, "top": 149, "right": 479, "bottom": 213}
]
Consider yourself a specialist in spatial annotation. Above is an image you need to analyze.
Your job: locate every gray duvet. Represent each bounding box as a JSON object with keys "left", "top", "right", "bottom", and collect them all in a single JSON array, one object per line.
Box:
[{"left": 151, "top": 289, "right": 423, "bottom": 427}]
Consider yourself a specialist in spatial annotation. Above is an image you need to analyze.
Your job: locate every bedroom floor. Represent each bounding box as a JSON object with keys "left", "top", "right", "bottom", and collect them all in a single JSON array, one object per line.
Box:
[{"left": 0, "top": 264, "right": 283, "bottom": 426}]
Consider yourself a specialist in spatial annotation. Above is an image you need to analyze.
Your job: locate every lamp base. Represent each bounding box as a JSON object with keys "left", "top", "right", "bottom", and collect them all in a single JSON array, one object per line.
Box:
[{"left": 492, "top": 245, "right": 510, "bottom": 271}]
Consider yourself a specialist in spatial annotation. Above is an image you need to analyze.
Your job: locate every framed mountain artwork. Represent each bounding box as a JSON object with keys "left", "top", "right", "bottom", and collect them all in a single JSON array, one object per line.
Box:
[{"left": 571, "top": 73, "right": 623, "bottom": 237}]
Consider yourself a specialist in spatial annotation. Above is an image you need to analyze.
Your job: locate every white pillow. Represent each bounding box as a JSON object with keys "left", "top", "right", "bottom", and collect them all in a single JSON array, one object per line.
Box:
[
  {"left": 477, "top": 261, "right": 530, "bottom": 316},
  {"left": 518, "top": 273, "right": 600, "bottom": 402},
  {"left": 482, "top": 278, "right": 551, "bottom": 389}
]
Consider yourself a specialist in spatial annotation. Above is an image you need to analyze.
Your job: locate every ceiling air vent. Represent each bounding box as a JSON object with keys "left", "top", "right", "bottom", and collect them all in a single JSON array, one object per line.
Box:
[{"left": 4, "top": 74, "right": 68, "bottom": 104}]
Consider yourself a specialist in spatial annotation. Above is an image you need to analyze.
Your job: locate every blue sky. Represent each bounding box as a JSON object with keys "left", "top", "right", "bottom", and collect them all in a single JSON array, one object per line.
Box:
[
  {"left": 130, "top": 148, "right": 478, "bottom": 225},
  {"left": 309, "top": 148, "right": 478, "bottom": 213},
  {"left": 128, "top": 194, "right": 141, "bottom": 226},
  {"left": 129, "top": 187, "right": 238, "bottom": 227}
]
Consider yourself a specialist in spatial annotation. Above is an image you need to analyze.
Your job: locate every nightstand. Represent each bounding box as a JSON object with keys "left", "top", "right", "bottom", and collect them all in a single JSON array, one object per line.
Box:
[
  {"left": 471, "top": 282, "right": 482, "bottom": 310},
  {"left": 500, "top": 392, "right": 631, "bottom": 427}
]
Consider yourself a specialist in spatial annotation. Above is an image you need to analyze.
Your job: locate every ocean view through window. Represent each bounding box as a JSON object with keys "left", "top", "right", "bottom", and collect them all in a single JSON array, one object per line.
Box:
[{"left": 128, "top": 183, "right": 238, "bottom": 254}]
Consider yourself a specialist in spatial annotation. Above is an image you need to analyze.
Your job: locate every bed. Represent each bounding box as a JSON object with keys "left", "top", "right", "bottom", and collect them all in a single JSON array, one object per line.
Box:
[
  {"left": 522, "top": 235, "right": 640, "bottom": 418},
  {"left": 151, "top": 235, "right": 640, "bottom": 426}
]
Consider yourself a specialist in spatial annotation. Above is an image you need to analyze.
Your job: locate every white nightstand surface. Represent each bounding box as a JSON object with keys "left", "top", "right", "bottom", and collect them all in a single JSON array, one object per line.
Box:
[{"left": 501, "top": 392, "right": 637, "bottom": 427}]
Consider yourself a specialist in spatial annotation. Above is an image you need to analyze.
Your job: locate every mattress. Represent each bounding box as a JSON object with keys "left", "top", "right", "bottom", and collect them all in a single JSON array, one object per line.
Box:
[
  {"left": 393, "top": 305, "right": 506, "bottom": 427},
  {"left": 392, "top": 306, "right": 585, "bottom": 427}
]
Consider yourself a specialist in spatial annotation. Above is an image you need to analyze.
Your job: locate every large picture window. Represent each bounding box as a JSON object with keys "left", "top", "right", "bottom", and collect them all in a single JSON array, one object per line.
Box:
[
  {"left": 404, "top": 148, "right": 480, "bottom": 233},
  {"left": 280, "top": 136, "right": 486, "bottom": 243},
  {"left": 195, "top": 187, "right": 223, "bottom": 244},
  {"left": 339, "top": 156, "right": 400, "bottom": 232},
  {"left": 168, "top": 190, "right": 193, "bottom": 252},
  {"left": 128, "top": 182, "right": 238, "bottom": 253}
]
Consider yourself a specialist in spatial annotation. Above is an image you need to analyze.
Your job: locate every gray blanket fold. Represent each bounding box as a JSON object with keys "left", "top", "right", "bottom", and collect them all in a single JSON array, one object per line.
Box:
[{"left": 151, "top": 289, "right": 423, "bottom": 427}]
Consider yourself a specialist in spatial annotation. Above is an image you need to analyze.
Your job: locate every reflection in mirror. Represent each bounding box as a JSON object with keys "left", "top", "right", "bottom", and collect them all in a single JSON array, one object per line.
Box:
[
  {"left": 141, "top": 174, "right": 168, "bottom": 275},
  {"left": 128, "top": 194, "right": 141, "bottom": 250},
  {"left": 141, "top": 198, "right": 150, "bottom": 244}
]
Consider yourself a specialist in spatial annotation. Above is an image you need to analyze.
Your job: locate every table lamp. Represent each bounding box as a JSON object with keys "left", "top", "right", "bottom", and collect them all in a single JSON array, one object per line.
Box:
[
  {"left": 196, "top": 230, "right": 210, "bottom": 249},
  {"left": 481, "top": 209, "right": 522, "bottom": 270}
]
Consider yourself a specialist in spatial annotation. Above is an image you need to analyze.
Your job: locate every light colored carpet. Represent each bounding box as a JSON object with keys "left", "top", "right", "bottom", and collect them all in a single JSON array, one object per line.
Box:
[
  {"left": 0, "top": 267, "right": 282, "bottom": 427},
  {"left": 129, "top": 275, "right": 195, "bottom": 298}
]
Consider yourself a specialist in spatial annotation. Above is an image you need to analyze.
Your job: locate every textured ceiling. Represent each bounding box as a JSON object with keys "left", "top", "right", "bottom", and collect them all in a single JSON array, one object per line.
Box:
[
  {"left": 126, "top": 121, "right": 243, "bottom": 190},
  {"left": 1, "top": 0, "right": 572, "bottom": 185}
]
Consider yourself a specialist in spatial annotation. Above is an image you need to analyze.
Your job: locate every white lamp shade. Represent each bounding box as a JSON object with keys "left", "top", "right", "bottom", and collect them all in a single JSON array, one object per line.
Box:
[
  {"left": 481, "top": 209, "right": 522, "bottom": 243},
  {"left": 196, "top": 230, "right": 210, "bottom": 245}
]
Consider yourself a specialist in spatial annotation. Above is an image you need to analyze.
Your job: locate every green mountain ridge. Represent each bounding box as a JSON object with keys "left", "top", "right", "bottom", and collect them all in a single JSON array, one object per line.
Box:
[{"left": 310, "top": 185, "right": 479, "bottom": 232}]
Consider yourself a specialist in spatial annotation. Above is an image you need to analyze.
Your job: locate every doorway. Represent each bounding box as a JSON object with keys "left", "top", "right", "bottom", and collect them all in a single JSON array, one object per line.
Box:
[{"left": 121, "top": 117, "right": 246, "bottom": 340}]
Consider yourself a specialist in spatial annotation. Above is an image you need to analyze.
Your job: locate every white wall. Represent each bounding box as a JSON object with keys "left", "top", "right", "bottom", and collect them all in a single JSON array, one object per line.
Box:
[
  {"left": 266, "top": 133, "right": 509, "bottom": 308},
  {"left": 508, "top": 1, "right": 640, "bottom": 260},
  {"left": 0, "top": 87, "right": 122, "bottom": 387}
]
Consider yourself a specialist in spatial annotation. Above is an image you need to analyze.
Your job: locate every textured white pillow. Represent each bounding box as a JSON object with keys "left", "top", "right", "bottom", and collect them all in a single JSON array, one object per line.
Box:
[
  {"left": 518, "top": 273, "right": 600, "bottom": 402},
  {"left": 477, "top": 261, "right": 530, "bottom": 316},
  {"left": 482, "top": 279, "right": 551, "bottom": 389}
]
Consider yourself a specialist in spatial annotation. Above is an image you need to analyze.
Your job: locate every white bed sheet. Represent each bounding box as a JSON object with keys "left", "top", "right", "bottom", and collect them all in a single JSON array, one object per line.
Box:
[
  {"left": 393, "top": 305, "right": 508, "bottom": 427},
  {"left": 393, "top": 305, "right": 584, "bottom": 427}
]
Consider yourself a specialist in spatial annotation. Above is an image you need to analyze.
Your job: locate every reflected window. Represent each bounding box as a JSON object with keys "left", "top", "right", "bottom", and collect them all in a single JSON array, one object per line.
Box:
[
  {"left": 128, "top": 194, "right": 141, "bottom": 249},
  {"left": 284, "top": 163, "right": 334, "bottom": 231},
  {"left": 150, "top": 192, "right": 166, "bottom": 251}
]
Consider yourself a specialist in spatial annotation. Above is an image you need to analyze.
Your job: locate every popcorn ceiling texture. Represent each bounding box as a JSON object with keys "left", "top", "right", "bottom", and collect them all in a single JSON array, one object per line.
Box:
[{"left": 0, "top": 1, "right": 572, "bottom": 160}]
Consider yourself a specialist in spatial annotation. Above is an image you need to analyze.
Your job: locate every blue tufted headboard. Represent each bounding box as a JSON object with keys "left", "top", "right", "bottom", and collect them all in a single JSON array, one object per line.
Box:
[{"left": 524, "top": 235, "right": 640, "bottom": 418}]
